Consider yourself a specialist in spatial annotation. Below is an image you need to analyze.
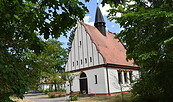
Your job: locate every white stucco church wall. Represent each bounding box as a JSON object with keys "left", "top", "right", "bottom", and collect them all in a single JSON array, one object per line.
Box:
[
  {"left": 107, "top": 68, "right": 140, "bottom": 94},
  {"left": 65, "top": 6, "right": 140, "bottom": 96},
  {"left": 65, "top": 22, "right": 104, "bottom": 72}
]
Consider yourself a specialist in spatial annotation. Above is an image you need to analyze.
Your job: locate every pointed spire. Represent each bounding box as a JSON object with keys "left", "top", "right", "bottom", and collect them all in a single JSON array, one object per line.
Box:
[{"left": 94, "top": 6, "right": 106, "bottom": 36}]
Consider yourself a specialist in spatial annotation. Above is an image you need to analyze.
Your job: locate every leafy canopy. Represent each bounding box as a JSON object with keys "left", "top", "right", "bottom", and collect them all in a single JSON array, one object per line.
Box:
[
  {"left": 0, "top": 0, "right": 88, "bottom": 101},
  {"left": 107, "top": 0, "right": 173, "bottom": 101},
  {"left": 26, "top": 39, "right": 68, "bottom": 92}
]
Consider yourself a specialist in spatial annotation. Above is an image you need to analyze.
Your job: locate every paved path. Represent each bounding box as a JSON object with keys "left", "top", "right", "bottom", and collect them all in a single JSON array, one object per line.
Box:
[{"left": 25, "top": 94, "right": 68, "bottom": 102}]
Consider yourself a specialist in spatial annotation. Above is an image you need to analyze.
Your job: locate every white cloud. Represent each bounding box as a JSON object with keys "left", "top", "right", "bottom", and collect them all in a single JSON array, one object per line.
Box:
[
  {"left": 99, "top": 4, "right": 111, "bottom": 16},
  {"left": 83, "top": 16, "right": 94, "bottom": 26},
  {"left": 116, "top": 12, "right": 122, "bottom": 17},
  {"left": 106, "top": 27, "right": 108, "bottom": 31},
  {"left": 127, "top": 1, "right": 136, "bottom": 5},
  {"left": 111, "top": 25, "right": 115, "bottom": 28},
  {"left": 99, "top": 4, "right": 122, "bottom": 18},
  {"left": 84, "top": 16, "right": 90, "bottom": 22}
]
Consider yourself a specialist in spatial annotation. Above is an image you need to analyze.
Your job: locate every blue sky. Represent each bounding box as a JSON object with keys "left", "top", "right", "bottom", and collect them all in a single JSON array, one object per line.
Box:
[{"left": 58, "top": 0, "right": 121, "bottom": 48}]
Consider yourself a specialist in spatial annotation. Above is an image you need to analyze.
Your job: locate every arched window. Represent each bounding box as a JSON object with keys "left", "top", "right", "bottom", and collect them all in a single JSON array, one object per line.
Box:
[{"left": 80, "top": 72, "right": 87, "bottom": 78}]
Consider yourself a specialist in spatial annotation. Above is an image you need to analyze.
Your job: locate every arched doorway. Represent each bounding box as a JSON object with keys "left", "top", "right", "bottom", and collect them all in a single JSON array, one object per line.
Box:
[{"left": 79, "top": 72, "right": 88, "bottom": 94}]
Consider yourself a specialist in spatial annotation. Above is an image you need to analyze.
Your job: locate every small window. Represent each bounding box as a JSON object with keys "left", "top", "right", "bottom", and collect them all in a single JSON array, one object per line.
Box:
[
  {"left": 77, "top": 61, "right": 78, "bottom": 65},
  {"left": 90, "top": 57, "right": 92, "bottom": 62},
  {"left": 124, "top": 72, "right": 128, "bottom": 83},
  {"left": 73, "top": 62, "right": 74, "bottom": 67},
  {"left": 129, "top": 71, "right": 132, "bottom": 82},
  {"left": 118, "top": 71, "right": 123, "bottom": 84},
  {"left": 81, "top": 59, "right": 82, "bottom": 65},
  {"left": 85, "top": 58, "right": 87, "bottom": 63},
  {"left": 95, "top": 75, "right": 97, "bottom": 84},
  {"left": 80, "top": 41, "right": 82, "bottom": 46}
]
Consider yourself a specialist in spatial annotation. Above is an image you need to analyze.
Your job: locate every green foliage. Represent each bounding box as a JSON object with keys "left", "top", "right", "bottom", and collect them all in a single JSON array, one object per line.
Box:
[
  {"left": 27, "top": 40, "right": 67, "bottom": 92},
  {"left": 106, "top": 0, "right": 173, "bottom": 101},
  {"left": 102, "top": 0, "right": 126, "bottom": 7},
  {"left": 47, "top": 92, "right": 66, "bottom": 98},
  {"left": 58, "top": 94, "right": 66, "bottom": 97},
  {"left": 58, "top": 88, "right": 66, "bottom": 92},
  {"left": 0, "top": 0, "right": 88, "bottom": 39},
  {"left": 0, "top": 0, "right": 88, "bottom": 101},
  {"left": 62, "top": 73, "right": 76, "bottom": 84},
  {"left": 69, "top": 94, "right": 78, "bottom": 101},
  {"left": 61, "top": 72, "right": 77, "bottom": 99},
  {"left": 67, "top": 28, "right": 75, "bottom": 53},
  {"left": 48, "top": 92, "right": 56, "bottom": 98},
  {"left": 44, "top": 90, "right": 49, "bottom": 95},
  {"left": 27, "top": 39, "right": 68, "bottom": 73},
  {"left": 0, "top": 44, "right": 36, "bottom": 101}
]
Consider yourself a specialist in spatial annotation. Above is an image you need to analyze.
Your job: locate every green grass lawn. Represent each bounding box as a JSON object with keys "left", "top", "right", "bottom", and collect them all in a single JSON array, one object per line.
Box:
[
  {"left": 10, "top": 92, "right": 132, "bottom": 102},
  {"left": 10, "top": 97, "right": 36, "bottom": 102},
  {"left": 74, "top": 93, "right": 132, "bottom": 102}
]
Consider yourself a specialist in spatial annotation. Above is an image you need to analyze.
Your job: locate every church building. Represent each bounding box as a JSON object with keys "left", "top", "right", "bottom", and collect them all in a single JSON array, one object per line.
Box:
[{"left": 65, "top": 6, "right": 140, "bottom": 96}]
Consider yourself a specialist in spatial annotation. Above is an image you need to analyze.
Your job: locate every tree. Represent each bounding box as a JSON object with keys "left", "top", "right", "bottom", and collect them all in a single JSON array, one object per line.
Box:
[
  {"left": 67, "top": 28, "right": 75, "bottom": 53},
  {"left": 106, "top": 0, "right": 173, "bottom": 101},
  {"left": 26, "top": 39, "right": 67, "bottom": 91},
  {"left": 0, "top": 0, "right": 88, "bottom": 101},
  {"left": 102, "top": 0, "right": 126, "bottom": 7},
  {"left": 35, "top": 39, "right": 67, "bottom": 72},
  {"left": 61, "top": 72, "right": 76, "bottom": 101},
  {"left": 44, "top": 72, "right": 65, "bottom": 92}
]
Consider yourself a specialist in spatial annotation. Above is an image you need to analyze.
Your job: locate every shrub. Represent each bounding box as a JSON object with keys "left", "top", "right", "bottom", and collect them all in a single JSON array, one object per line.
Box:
[
  {"left": 38, "top": 89, "right": 44, "bottom": 93},
  {"left": 58, "top": 94, "right": 66, "bottom": 97},
  {"left": 58, "top": 88, "right": 66, "bottom": 92},
  {"left": 48, "top": 92, "right": 56, "bottom": 98},
  {"left": 44, "top": 90, "right": 48, "bottom": 95},
  {"left": 69, "top": 94, "right": 78, "bottom": 101}
]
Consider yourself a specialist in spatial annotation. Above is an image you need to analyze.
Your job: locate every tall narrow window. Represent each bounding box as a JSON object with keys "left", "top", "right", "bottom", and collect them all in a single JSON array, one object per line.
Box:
[
  {"left": 81, "top": 59, "right": 82, "bottom": 65},
  {"left": 85, "top": 58, "right": 87, "bottom": 63},
  {"left": 76, "top": 61, "right": 78, "bottom": 66},
  {"left": 124, "top": 72, "right": 128, "bottom": 83},
  {"left": 80, "top": 41, "right": 82, "bottom": 46},
  {"left": 73, "top": 62, "right": 74, "bottom": 67},
  {"left": 95, "top": 75, "right": 97, "bottom": 84},
  {"left": 129, "top": 72, "right": 132, "bottom": 82},
  {"left": 118, "top": 71, "right": 123, "bottom": 84},
  {"left": 90, "top": 57, "right": 92, "bottom": 62}
]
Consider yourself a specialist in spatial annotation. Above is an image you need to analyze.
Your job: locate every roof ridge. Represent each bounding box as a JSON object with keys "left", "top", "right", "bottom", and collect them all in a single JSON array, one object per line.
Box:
[{"left": 80, "top": 22, "right": 136, "bottom": 67}]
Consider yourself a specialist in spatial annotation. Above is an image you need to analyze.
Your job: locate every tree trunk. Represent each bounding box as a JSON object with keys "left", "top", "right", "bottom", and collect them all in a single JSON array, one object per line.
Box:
[
  {"left": 120, "top": 84, "right": 124, "bottom": 102},
  {"left": 54, "top": 83, "right": 57, "bottom": 92},
  {"left": 70, "top": 82, "right": 72, "bottom": 101}
]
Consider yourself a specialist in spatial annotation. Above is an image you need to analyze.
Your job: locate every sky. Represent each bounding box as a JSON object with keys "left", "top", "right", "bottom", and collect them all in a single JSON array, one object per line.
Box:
[{"left": 58, "top": 0, "right": 121, "bottom": 48}]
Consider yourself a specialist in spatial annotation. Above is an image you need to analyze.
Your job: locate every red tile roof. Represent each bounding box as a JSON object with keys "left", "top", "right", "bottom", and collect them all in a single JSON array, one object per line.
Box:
[{"left": 80, "top": 22, "right": 136, "bottom": 67}]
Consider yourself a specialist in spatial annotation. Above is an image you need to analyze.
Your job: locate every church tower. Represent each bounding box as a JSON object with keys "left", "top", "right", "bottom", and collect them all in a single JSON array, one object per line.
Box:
[{"left": 94, "top": 6, "right": 106, "bottom": 36}]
